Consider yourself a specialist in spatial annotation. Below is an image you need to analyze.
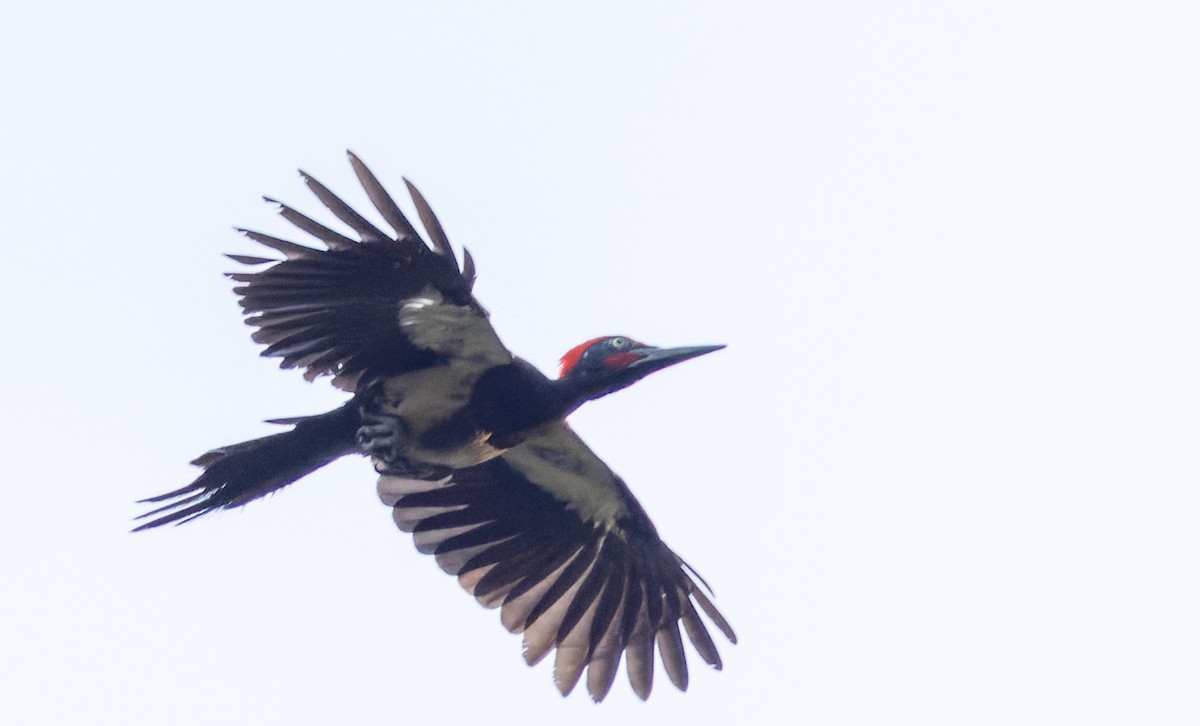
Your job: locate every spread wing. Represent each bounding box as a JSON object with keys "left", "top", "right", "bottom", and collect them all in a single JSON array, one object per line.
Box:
[
  {"left": 377, "top": 423, "right": 736, "bottom": 702},
  {"left": 229, "top": 151, "right": 506, "bottom": 391}
]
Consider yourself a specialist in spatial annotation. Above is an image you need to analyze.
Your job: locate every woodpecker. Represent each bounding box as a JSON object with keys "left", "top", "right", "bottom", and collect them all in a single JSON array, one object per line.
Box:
[{"left": 136, "top": 153, "right": 734, "bottom": 701}]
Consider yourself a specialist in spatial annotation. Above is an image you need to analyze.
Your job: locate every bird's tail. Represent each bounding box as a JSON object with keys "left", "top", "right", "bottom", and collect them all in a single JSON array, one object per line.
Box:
[{"left": 133, "top": 402, "right": 360, "bottom": 531}]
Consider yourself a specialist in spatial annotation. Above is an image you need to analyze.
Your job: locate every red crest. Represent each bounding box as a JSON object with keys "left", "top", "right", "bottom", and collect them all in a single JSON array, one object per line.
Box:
[{"left": 558, "top": 337, "right": 608, "bottom": 378}]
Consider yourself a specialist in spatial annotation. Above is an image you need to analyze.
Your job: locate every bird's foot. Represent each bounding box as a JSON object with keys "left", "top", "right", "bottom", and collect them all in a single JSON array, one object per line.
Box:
[
  {"left": 357, "top": 412, "right": 455, "bottom": 480},
  {"left": 356, "top": 412, "right": 408, "bottom": 463}
]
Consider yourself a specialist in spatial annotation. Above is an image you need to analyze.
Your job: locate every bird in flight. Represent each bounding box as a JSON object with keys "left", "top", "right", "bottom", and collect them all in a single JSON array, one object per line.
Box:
[{"left": 135, "top": 152, "right": 735, "bottom": 701}]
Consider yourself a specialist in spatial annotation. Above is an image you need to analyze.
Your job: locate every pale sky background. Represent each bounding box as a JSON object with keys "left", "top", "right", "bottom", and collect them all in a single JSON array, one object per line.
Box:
[{"left": 3, "top": 2, "right": 1199, "bottom": 724}]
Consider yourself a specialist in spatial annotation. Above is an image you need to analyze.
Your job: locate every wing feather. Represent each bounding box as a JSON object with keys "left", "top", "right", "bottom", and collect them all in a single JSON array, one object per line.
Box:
[
  {"left": 522, "top": 550, "right": 598, "bottom": 668},
  {"left": 624, "top": 605, "right": 656, "bottom": 700},
  {"left": 553, "top": 576, "right": 605, "bottom": 695},
  {"left": 497, "top": 540, "right": 585, "bottom": 609},
  {"left": 226, "top": 156, "right": 496, "bottom": 386},
  {"left": 264, "top": 196, "right": 357, "bottom": 250},
  {"left": 299, "top": 171, "right": 389, "bottom": 243},
  {"left": 433, "top": 520, "right": 521, "bottom": 557},
  {"left": 347, "top": 151, "right": 423, "bottom": 242},
  {"left": 499, "top": 547, "right": 585, "bottom": 634},
  {"left": 404, "top": 178, "right": 456, "bottom": 266},
  {"left": 656, "top": 624, "right": 689, "bottom": 691},
  {"left": 679, "top": 597, "right": 722, "bottom": 669},
  {"left": 555, "top": 540, "right": 616, "bottom": 644},
  {"left": 520, "top": 537, "right": 600, "bottom": 634},
  {"left": 235, "top": 229, "right": 319, "bottom": 260},
  {"left": 375, "top": 422, "right": 734, "bottom": 701},
  {"left": 584, "top": 572, "right": 629, "bottom": 701}
]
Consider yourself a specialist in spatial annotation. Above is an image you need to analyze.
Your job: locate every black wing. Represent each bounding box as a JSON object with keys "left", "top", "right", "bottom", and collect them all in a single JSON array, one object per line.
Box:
[
  {"left": 377, "top": 423, "right": 736, "bottom": 701},
  {"left": 230, "top": 151, "right": 495, "bottom": 391}
]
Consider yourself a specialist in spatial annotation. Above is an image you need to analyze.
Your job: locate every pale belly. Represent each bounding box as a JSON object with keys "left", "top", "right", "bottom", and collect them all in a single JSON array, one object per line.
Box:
[
  {"left": 409, "top": 431, "right": 506, "bottom": 469},
  {"left": 367, "top": 365, "right": 507, "bottom": 470}
]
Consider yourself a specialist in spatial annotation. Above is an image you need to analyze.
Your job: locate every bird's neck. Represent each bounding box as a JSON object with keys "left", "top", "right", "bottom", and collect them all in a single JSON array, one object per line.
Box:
[
  {"left": 468, "top": 362, "right": 581, "bottom": 440},
  {"left": 548, "top": 372, "right": 632, "bottom": 413},
  {"left": 468, "top": 363, "right": 631, "bottom": 449}
]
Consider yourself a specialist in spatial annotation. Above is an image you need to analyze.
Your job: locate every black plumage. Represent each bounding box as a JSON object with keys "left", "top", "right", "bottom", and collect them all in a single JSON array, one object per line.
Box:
[{"left": 136, "top": 152, "right": 733, "bottom": 701}]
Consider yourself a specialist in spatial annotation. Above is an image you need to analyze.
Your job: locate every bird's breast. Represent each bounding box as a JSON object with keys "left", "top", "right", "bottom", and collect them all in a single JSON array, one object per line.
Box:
[
  {"left": 366, "top": 363, "right": 493, "bottom": 465},
  {"left": 365, "top": 359, "right": 565, "bottom": 470}
]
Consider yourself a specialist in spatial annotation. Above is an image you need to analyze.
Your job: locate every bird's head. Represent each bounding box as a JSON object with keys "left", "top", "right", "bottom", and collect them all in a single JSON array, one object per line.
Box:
[{"left": 558, "top": 336, "right": 725, "bottom": 403}]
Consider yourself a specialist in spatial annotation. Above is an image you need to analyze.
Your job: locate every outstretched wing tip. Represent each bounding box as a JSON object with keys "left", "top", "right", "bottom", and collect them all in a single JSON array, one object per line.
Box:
[
  {"left": 221, "top": 154, "right": 493, "bottom": 402},
  {"left": 462, "top": 246, "right": 477, "bottom": 288},
  {"left": 224, "top": 253, "right": 274, "bottom": 266},
  {"left": 377, "top": 425, "right": 734, "bottom": 700},
  {"left": 402, "top": 177, "right": 458, "bottom": 267}
]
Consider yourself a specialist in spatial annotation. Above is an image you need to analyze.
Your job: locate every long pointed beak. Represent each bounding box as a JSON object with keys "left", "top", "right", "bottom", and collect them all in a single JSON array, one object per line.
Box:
[{"left": 627, "top": 344, "right": 725, "bottom": 377}]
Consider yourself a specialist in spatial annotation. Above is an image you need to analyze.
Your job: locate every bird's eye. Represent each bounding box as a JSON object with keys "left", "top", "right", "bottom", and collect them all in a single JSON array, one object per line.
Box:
[{"left": 610, "top": 337, "right": 628, "bottom": 349}]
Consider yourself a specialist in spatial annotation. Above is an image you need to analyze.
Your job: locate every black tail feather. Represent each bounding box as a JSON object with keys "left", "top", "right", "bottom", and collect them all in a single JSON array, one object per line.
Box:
[{"left": 134, "top": 402, "right": 360, "bottom": 531}]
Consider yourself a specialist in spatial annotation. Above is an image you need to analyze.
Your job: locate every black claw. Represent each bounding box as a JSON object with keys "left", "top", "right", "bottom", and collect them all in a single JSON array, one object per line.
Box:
[
  {"left": 356, "top": 413, "right": 407, "bottom": 462},
  {"left": 355, "top": 412, "right": 452, "bottom": 480}
]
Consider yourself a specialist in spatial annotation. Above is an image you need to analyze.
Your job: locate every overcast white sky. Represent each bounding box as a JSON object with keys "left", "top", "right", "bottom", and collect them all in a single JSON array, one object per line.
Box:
[{"left": 3, "top": 2, "right": 1199, "bottom": 724}]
